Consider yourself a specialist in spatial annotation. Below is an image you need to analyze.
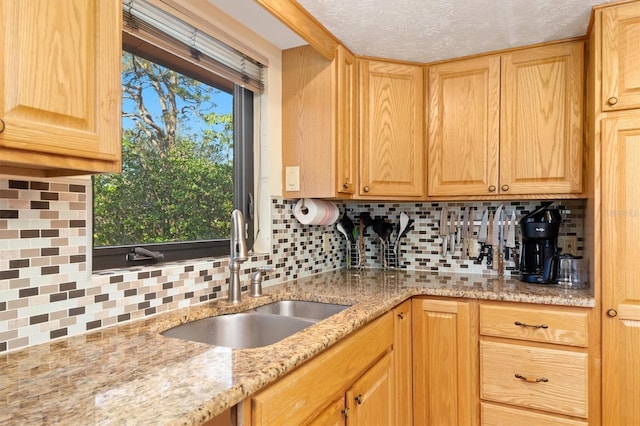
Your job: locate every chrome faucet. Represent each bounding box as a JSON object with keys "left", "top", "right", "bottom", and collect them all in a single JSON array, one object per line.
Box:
[
  {"left": 228, "top": 209, "right": 249, "bottom": 304},
  {"left": 249, "top": 266, "right": 275, "bottom": 298}
]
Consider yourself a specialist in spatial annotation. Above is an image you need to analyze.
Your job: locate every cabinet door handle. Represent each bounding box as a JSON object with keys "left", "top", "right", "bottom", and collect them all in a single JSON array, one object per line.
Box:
[
  {"left": 363, "top": 186, "right": 370, "bottom": 193},
  {"left": 608, "top": 96, "right": 618, "bottom": 106},
  {"left": 397, "top": 312, "right": 405, "bottom": 320},
  {"left": 515, "top": 373, "right": 548, "bottom": 383},
  {"left": 343, "top": 182, "right": 349, "bottom": 189},
  {"left": 607, "top": 308, "right": 618, "bottom": 317},
  {"left": 355, "top": 394, "right": 363, "bottom": 405},
  {"left": 501, "top": 184, "right": 510, "bottom": 192},
  {"left": 488, "top": 185, "right": 496, "bottom": 192},
  {"left": 514, "top": 321, "right": 548, "bottom": 329},
  {"left": 0, "top": 118, "right": 5, "bottom": 134}
]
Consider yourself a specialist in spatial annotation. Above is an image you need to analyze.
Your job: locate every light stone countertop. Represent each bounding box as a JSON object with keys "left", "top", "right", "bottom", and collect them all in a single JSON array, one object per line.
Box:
[{"left": 0, "top": 270, "right": 594, "bottom": 425}]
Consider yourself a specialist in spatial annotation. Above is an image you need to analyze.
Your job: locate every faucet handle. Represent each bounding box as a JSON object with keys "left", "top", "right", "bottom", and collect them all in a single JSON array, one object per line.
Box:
[{"left": 249, "top": 266, "right": 275, "bottom": 298}]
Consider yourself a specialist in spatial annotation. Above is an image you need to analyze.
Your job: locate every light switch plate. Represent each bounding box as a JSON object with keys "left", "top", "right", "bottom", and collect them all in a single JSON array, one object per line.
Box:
[{"left": 285, "top": 166, "right": 300, "bottom": 192}]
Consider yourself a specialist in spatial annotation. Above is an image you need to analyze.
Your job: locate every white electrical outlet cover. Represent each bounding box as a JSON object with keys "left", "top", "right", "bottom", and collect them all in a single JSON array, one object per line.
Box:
[{"left": 285, "top": 166, "right": 300, "bottom": 191}]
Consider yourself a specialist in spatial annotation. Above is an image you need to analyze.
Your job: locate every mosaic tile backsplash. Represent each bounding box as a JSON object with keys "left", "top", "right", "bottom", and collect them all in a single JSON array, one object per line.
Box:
[{"left": 0, "top": 174, "right": 585, "bottom": 352}]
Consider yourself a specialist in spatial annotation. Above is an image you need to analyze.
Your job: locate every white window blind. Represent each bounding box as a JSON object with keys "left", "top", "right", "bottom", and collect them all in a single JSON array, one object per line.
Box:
[{"left": 122, "top": 0, "right": 265, "bottom": 92}]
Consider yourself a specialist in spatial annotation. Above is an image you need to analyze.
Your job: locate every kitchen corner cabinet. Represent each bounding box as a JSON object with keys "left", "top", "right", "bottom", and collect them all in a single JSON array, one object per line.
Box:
[
  {"left": 0, "top": 0, "right": 122, "bottom": 177},
  {"left": 281, "top": 44, "right": 356, "bottom": 199},
  {"left": 601, "top": 1, "right": 640, "bottom": 112},
  {"left": 243, "top": 311, "right": 395, "bottom": 425},
  {"left": 412, "top": 298, "right": 479, "bottom": 426},
  {"left": 358, "top": 59, "right": 425, "bottom": 199},
  {"left": 479, "top": 302, "right": 595, "bottom": 425},
  {"left": 427, "top": 42, "right": 583, "bottom": 197}
]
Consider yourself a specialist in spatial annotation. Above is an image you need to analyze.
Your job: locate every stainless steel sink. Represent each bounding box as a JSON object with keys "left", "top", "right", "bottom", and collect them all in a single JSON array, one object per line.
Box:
[
  {"left": 160, "top": 300, "right": 350, "bottom": 349},
  {"left": 251, "top": 300, "right": 350, "bottom": 321},
  {"left": 161, "top": 313, "right": 315, "bottom": 349}
]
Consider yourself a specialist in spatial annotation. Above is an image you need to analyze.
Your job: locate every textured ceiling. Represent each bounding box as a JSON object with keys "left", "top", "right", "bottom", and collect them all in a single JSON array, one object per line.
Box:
[{"left": 295, "top": 0, "right": 616, "bottom": 63}]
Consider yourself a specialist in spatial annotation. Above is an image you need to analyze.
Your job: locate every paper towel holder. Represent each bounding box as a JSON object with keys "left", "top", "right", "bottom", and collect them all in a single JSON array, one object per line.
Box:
[{"left": 299, "top": 198, "right": 309, "bottom": 215}]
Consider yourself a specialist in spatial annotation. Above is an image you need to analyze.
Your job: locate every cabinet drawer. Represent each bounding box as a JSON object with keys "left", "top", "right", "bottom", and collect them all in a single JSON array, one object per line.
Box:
[
  {"left": 481, "top": 402, "right": 588, "bottom": 426},
  {"left": 480, "top": 341, "right": 588, "bottom": 418},
  {"left": 479, "top": 304, "right": 589, "bottom": 347}
]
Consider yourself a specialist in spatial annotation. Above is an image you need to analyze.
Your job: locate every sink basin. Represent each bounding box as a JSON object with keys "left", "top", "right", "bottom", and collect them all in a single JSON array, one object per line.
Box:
[
  {"left": 161, "top": 313, "right": 315, "bottom": 349},
  {"left": 252, "top": 300, "right": 350, "bottom": 321},
  {"left": 161, "top": 300, "right": 351, "bottom": 349}
]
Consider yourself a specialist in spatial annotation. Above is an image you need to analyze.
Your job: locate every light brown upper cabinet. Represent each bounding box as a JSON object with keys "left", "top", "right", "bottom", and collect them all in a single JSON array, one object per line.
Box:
[
  {"left": 501, "top": 42, "right": 583, "bottom": 195},
  {"left": 0, "top": 0, "right": 122, "bottom": 177},
  {"left": 428, "top": 42, "right": 583, "bottom": 197},
  {"left": 601, "top": 1, "right": 640, "bottom": 112},
  {"left": 428, "top": 56, "right": 500, "bottom": 196},
  {"left": 359, "top": 59, "right": 425, "bottom": 199},
  {"left": 282, "top": 45, "right": 357, "bottom": 199}
]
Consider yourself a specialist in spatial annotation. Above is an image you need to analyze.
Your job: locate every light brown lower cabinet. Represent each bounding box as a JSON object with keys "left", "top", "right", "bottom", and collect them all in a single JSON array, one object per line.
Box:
[
  {"left": 478, "top": 302, "right": 597, "bottom": 425},
  {"left": 412, "top": 297, "right": 480, "bottom": 426},
  {"left": 241, "top": 310, "right": 399, "bottom": 425},
  {"left": 393, "top": 300, "right": 413, "bottom": 426}
]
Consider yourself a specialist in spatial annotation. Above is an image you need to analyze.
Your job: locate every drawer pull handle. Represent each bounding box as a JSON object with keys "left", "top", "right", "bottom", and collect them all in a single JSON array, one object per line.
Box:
[
  {"left": 514, "top": 321, "right": 548, "bottom": 329},
  {"left": 515, "top": 373, "right": 549, "bottom": 383}
]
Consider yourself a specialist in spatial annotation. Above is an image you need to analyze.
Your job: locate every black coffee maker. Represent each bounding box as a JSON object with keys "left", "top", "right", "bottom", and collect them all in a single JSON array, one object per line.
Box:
[{"left": 519, "top": 202, "right": 562, "bottom": 284}]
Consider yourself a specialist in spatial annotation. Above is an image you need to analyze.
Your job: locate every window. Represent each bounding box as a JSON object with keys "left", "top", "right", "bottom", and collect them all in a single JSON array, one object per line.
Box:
[{"left": 92, "top": 1, "right": 259, "bottom": 270}]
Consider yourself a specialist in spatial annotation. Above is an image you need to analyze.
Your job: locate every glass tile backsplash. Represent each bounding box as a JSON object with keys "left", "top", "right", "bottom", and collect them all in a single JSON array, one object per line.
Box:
[{"left": 0, "top": 174, "right": 584, "bottom": 352}]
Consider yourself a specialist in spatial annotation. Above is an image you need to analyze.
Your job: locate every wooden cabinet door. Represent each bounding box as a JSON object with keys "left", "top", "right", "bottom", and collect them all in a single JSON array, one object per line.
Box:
[
  {"left": 428, "top": 56, "right": 500, "bottom": 196},
  {"left": 282, "top": 44, "right": 356, "bottom": 199},
  {"left": 500, "top": 42, "right": 583, "bottom": 195},
  {"left": 308, "top": 397, "right": 346, "bottom": 426},
  {"left": 413, "top": 298, "right": 479, "bottom": 426},
  {"left": 336, "top": 45, "right": 357, "bottom": 196},
  {"left": 282, "top": 45, "right": 334, "bottom": 198},
  {"left": 346, "top": 351, "right": 394, "bottom": 426},
  {"left": 0, "top": 0, "right": 121, "bottom": 175},
  {"left": 359, "top": 59, "right": 424, "bottom": 198},
  {"left": 393, "top": 300, "right": 413, "bottom": 426},
  {"left": 601, "top": 115, "right": 640, "bottom": 425},
  {"left": 602, "top": 2, "right": 640, "bottom": 112}
]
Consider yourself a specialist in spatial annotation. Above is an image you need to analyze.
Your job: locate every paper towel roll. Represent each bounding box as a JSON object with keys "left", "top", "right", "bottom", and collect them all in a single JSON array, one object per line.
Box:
[{"left": 293, "top": 199, "right": 339, "bottom": 225}]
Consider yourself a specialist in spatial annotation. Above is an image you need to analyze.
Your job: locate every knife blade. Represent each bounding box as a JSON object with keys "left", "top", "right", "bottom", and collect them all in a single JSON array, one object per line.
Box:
[
  {"left": 487, "top": 211, "right": 495, "bottom": 268},
  {"left": 478, "top": 209, "right": 489, "bottom": 244},
  {"left": 492, "top": 204, "right": 503, "bottom": 247},
  {"left": 455, "top": 211, "right": 462, "bottom": 246},
  {"left": 493, "top": 205, "right": 503, "bottom": 273},
  {"left": 439, "top": 206, "right": 448, "bottom": 257},
  {"left": 460, "top": 209, "right": 469, "bottom": 259},
  {"left": 449, "top": 211, "right": 457, "bottom": 254},
  {"left": 505, "top": 210, "right": 516, "bottom": 259}
]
